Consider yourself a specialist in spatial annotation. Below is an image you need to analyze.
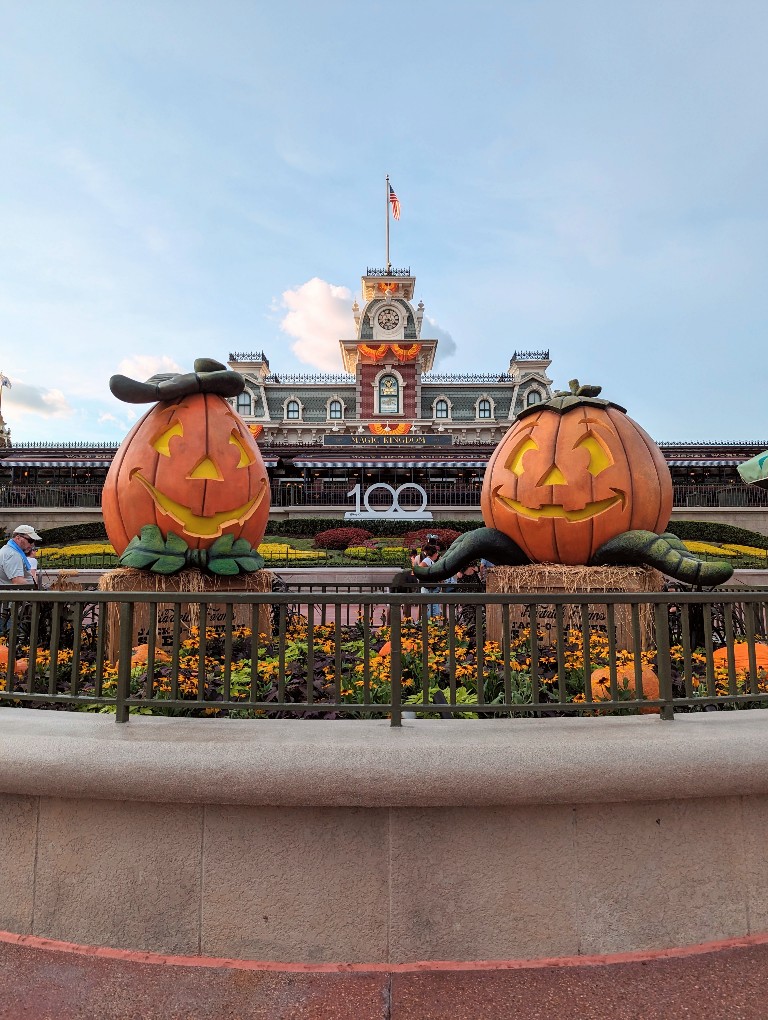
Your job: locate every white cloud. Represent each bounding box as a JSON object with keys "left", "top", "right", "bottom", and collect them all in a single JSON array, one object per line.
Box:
[
  {"left": 423, "top": 316, "right": 458, "bottom": 364},
  {"left": 116, "top": 355, "right": 184, "bottom": 381},
  {"left": 279, "top": 278, "right": 353, "bottom": 371},
  {"left": 1, "top": 381, "right": 73, "bottom": 419}
]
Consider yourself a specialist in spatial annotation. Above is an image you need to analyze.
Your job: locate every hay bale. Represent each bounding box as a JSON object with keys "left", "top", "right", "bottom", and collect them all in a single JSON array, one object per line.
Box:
[
  {"left": 99, "top": 569, "right": 273, "bottom": 662},
  {"left": 486, "top": 564, "right": 664, "bottom": 652}
]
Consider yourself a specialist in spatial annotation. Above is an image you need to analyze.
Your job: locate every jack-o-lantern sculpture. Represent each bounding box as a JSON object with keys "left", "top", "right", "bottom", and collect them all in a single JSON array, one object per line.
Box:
[
  {"left": 103, "top": 358, "right": 269, "bottom": 575},
  {"left": 481, "top": 384, "right": 671, "bottom": 565},
  {"left": 414, "top": 381, "right": 733, "bottom": 587}
]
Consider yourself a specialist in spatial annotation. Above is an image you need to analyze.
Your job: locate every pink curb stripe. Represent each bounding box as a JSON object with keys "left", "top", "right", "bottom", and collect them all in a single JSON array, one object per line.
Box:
[{"left": 3, "top": 929, "right": 768, "bottom": 973}]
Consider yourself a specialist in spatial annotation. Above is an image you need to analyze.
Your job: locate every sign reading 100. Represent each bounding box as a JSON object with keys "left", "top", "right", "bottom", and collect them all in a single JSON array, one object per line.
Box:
[{"left": 344, "top": 482, "right": 432, "bottom": 520}]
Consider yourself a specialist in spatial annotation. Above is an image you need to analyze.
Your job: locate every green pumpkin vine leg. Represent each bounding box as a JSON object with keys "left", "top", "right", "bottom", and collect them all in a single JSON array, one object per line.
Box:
[
  {"left": 412, "top": 527, "right": 530, "bottom": 583},
  {"left": 591, "top": 530, "right": 733, "bottom": 586}
]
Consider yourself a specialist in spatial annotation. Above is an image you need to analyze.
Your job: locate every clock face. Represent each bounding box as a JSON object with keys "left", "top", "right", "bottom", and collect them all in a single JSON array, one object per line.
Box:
[{"left": 377, "top": 307, "right": 400, "bottom": 331}]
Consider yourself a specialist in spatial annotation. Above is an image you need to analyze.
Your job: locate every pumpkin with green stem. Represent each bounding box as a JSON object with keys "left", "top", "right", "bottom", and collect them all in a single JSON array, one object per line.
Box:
[{"left": 414, "top": 381, "right": 733, "bottom": 587}]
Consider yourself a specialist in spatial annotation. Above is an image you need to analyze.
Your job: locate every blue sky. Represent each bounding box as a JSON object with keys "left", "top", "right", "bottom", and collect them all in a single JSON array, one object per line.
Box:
[{"left": 1, "top": 0, "right": 766, "bottom": 444}]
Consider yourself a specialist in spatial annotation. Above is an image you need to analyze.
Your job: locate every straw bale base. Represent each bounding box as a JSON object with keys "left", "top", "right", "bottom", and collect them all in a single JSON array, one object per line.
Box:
[
  {"left": 98, "top": 569, "right": 273, "bottom": 663},
  {"left": 486, "top": 564, "right": 664, "bottom": 653}
]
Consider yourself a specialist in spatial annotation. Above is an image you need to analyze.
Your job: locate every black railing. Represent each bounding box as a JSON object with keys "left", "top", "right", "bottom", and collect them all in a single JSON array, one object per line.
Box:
[
  {"left": 2, "top": 587, "right": 768, "bottom": 724},
  {"left": 4, "top": 482, "right": 768, "bottom": 512},
  {"left": 672, "top": 484, "right": 768, "bottom": 508}
]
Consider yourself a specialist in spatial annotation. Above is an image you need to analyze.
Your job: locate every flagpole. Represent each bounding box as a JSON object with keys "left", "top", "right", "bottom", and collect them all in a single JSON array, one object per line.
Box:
[{"left": 385, "top": 174, "right": 391, "bottom": 274}]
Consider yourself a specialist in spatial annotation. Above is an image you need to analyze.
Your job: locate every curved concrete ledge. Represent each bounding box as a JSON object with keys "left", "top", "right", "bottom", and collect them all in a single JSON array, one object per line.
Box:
[
  {"left": 2, "top": 708, "right": 768, "bottom": 807},
  {"left": 4, "top": 708, "right": 768, "bottom": 963}
]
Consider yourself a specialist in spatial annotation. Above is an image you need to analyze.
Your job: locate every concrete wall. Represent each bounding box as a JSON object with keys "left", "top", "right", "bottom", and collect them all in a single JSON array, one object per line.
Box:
[{"left": 3, "top": 709, "right": 768, "bottom": 963}]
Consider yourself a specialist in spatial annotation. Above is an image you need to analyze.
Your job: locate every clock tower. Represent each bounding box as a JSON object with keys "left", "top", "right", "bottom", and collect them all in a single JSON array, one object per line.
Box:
[{"left": 340, "top": 267, "right": 437, "bottom": 421}]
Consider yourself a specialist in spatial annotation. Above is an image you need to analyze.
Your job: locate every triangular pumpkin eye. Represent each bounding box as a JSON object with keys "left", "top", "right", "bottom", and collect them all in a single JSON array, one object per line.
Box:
[
  {"left": 152, "top": 419, "right": 183, "bottom": 457},
  {"left": 574, "top": 432, "right": 613, "bottom": 476},
  {"left": 229, "top": 430, "right": 255, "bottom": 468},
  {"left": 505, "top": 436, "right": 538, "bottom": 476}
]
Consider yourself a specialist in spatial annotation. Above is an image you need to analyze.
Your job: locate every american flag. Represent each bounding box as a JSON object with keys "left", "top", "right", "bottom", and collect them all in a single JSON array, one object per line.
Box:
[
  {"left": 0, "top": 372, "right": 11, "bottom": 389},
  {"left": 388, "top": 184, "right": 401, "bottom": 221}
]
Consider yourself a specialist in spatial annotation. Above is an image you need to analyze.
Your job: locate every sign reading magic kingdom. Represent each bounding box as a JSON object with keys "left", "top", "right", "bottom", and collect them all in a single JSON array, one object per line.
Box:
[{"left": 323, "top": 434, "right": 453, "bottom": 447}]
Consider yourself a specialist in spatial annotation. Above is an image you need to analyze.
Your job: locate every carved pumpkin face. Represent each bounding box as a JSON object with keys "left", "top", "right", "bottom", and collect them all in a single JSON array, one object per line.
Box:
[
  {"left": 103, "top": 393, "right": 270, "bottom": 553},
  {"left": 481, "top": 401, "right": 672, "bottom": 565}
]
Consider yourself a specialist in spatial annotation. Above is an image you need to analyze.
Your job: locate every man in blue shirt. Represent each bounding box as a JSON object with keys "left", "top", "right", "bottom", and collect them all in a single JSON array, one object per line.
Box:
[{"left": 0, "top": 525, "right": 41, "bottom": 587}]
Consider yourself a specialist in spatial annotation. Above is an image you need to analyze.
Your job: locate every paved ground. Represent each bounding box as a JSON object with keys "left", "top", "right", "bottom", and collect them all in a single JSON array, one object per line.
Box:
[{"left": 3, "top": 937, "right": 768, "bottom": 1019}]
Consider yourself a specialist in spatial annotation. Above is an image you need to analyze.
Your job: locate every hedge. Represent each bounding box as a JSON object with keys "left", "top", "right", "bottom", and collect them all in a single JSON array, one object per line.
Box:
[
  {"left": 38, "top": 522, "right": 109, "bottom": 546},
  {"left": 265, "top": 517, "right": 483, "bottom": 539},
  {"left": 665, "top": 520, "right": 768, "bottom": 551}
]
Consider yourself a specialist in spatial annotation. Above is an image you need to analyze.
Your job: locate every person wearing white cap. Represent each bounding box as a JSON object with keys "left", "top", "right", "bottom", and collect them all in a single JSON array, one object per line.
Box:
[{"left": 0, "top": 524, "right": 42, "bottom": 587}]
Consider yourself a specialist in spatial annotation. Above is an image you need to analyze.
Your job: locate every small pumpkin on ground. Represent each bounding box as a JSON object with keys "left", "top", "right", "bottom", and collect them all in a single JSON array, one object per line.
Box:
[
  {"left": 591, "top": 665, "right": 660, "bottom": 714},
  {"left": 130, "top": 645, "right": 172, "bottom": 666},
  {"left": 712, "top": 644, "right": 768, "bottom": 671}
]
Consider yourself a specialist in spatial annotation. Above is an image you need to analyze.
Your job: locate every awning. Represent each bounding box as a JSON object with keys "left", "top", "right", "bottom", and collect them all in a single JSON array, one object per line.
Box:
[
  {"left": 0, "top": 460, "right": 113, "bottom": 468},
  {"left": 666, "top": 460, "right": 742, "bottom": 468},
  {"left": 292, "top": 459, "right": 488, "bottom": 469}
]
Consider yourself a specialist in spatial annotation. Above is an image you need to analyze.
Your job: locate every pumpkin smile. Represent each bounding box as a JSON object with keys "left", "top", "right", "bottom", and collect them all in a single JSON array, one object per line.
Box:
[
  {"left": 131, "top": 469, "right": 268, "bottom": 538},
  {"left": 493, "top": 487, "right": 626, "bottom": 522}
]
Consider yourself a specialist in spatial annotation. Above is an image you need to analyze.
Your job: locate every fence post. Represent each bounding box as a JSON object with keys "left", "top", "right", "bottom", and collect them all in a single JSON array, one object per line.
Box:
[
  {"left": 115, "top": 601, "right": 134, "bottom": 724},
  {"left": 390, "top": 599, "right": 402, "bottom": 726},
  {"left": 654, "top": 602, "right": 675, "bottom": 721}
]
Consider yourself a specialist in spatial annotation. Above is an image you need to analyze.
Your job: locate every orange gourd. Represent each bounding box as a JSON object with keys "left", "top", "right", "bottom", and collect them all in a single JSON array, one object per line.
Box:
[
  {"left": 591, "top": 665, "right": 660, "bottom": 713},
  {"left": 0, "top": 646, "right": 30, "bottom": 676},
  {"left": 712, "top": 644, "right": 768, "bottom": 670},
  {"left": 481, "top": 388, "right": 672, "bottom": 566},
  {"left": 103, "top": 392, "right": 270, "bottom": 555},
  {"left": 130, "top": 645, "right": 172, "bottom": 666}
]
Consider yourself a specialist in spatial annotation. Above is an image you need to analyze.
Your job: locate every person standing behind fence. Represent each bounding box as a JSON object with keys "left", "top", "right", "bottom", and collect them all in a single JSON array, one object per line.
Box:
[
  {"left": 0, "top": 524, "right": 41, "bottom": 637},
  {"left": 0, "top": 525, "right": 40, "bottom": 586},
  {"left": 419, "top": 543, "right": 441, "bottom": 619}
]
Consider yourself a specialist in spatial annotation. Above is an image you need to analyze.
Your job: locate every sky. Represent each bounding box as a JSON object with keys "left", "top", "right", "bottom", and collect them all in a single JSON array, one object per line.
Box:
[{"left": 1, "top": 0, "right": 766, "bottom": 445}]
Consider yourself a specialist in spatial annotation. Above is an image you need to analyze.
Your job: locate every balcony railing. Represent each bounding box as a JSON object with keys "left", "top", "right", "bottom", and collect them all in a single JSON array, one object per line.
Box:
[
  {"left": 3, "top": 482, "right": 768, "bottom": 512},
  {"left": 2, "top": 587, "right": 768, "bottom": 724},
  {"left": 672, "top": 484, "right": 768, "bottom": 508}
]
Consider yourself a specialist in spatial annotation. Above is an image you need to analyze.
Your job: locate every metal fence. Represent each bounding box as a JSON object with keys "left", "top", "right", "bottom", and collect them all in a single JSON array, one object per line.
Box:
[
  {"left": 2, "top": 586, "right": 768, "bottom": 724},
  {"left": 4, "top": 482, "right": 768, "bottom": 511}
]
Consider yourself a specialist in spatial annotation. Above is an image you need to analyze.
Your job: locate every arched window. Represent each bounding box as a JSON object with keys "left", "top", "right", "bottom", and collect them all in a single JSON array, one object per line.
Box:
[
  {"left": 478, "top": 398, "right": 492, "bottom": 419},
  {"left": 435, "top": 399, "right": 449, "bottom": 419},
  {"left": 329, "top": 399, "right": 343, "bottom": 420},
  {"left": 286, "top": 400, "right": 300, "bottom": 420},
  {"left": 378, "top": 374, "right": 399, "bottom": 414},
  {"left": 236, "top": 393, "right": 251, "bottom": 416},
  {"left": 526, "top": 390, "right": 542, "bottom": 406}
]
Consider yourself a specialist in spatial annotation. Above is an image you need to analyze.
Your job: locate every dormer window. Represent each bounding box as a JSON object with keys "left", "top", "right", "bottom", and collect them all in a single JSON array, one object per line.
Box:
[
  {"left": 526, "top": 389, "right": 542, "bottom": 406},
  {"left": 478, "top": 398, "right": 493, "bottom": 419},
  {"left": 434, "top": 398, "right": 450, "bottom": 419},
  {"left": 329, "top": 399, "right": 343, "bottom": 420},
  {"left": 236, "top": 393, "right": 251, "bottom": 416},
  {"left": 286, "top": 400, "right": 301, "bottom": 420}
]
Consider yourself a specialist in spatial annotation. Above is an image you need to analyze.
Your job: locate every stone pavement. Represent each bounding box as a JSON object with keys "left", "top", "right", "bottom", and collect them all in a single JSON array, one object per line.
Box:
[{"left": 2, "top": 935, "right": 768, "bottom": 1019}]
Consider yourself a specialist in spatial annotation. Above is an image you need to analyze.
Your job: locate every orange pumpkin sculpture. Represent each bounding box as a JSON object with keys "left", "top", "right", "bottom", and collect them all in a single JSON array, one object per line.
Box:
[
  {"left": 103, "top": 358, "right": 270, "bottom": 575},
  {"left": 413, "top": 380, "right": 733, "bottom": 586},
  {"left": 481, "top": 382, "right": 672, "bottom": 565}
]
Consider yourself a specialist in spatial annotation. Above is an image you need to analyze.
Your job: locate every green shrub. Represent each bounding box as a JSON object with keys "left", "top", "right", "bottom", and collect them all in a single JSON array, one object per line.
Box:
[
  {"left": 39, "top": 522, "right": 109, "bottom": 545},
  {"left": 264, "top": 517, "right": 483, "bottom": 539},
  {"left": 666, "top": 520, "right": 768, "bottom": 551},
  {"left": 344, "top": 546, "right": 409, "bottom": 564}
]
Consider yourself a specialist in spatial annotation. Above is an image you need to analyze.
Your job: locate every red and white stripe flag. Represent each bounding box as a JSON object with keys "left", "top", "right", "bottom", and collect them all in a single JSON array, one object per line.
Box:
[{"left": 388, "top": 184, "right": 401, "bottom": 220}]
